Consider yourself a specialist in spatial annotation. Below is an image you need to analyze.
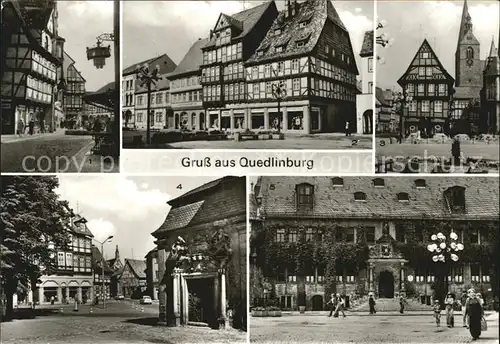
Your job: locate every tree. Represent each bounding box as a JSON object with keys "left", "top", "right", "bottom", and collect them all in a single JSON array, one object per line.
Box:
[{"left": 0, "top": 176, "right": 71, "bottom": 321}]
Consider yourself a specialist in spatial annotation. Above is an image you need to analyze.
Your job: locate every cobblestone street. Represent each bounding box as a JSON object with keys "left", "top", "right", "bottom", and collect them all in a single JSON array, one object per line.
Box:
[
  {"left": 1, "top": 132, "right": 94, "bottom": 172},
  {"left": 250, "top": 312, "right": 499, "bottom": 343},
  {"left": 1, "top": 301, "right": 246, "bottom": 344}
]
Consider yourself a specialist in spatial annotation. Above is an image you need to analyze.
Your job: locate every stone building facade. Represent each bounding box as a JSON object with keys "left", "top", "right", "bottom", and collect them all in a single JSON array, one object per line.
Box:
[
  {"left": 152, "top": 176, "right": 247, "bottom": 330},
  {"left": 250, "top": 177, "right": 499, "bottom": 311}
]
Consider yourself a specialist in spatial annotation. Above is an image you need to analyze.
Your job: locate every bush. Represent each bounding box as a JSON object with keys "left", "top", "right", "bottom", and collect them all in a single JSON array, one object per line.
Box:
[{"left": 151, "top": 131, "right": 183, "bottom": 144}]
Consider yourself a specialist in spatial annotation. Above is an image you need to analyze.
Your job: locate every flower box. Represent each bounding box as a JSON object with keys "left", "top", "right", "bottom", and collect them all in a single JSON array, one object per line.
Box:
[
  {"left": 268, "top": 310, "right": 282, "bottom": 317},
  {"left": 251, "top": 310, "right": 268, "bottom": 317}
]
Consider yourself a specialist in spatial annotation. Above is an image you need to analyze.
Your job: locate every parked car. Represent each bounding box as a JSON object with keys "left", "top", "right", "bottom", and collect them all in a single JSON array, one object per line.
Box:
[
  {"left": 140, "top": 296, "right": 152, "bottom": 305},
  {"left": 115, "top": 295, "right": 124, "bottom": 300}
]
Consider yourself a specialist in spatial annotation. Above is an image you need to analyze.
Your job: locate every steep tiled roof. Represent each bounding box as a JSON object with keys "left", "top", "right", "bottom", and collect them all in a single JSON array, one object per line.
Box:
[
  {"left": 91, "top": 245, "right": 113, "bottom": 274},
  {"left": 71, "top": 216, "right": 94, "bottom": 237},
  {"left": 123, "top": 54, "right": 177, "bottom": 76},
  {"left": 204, "top": 2, "right": 274, "bottom": 49},
  {"left": 360, "top": 30, "right": 374, "bottom": 57},
  {"left": 457, "top": 0, "right": 480, "bottom": 49},
  {"left": 152, "top": 200, "right": 204, "bottom": 234},
  {"left": 135, "top": 73, "right": 170, "bottom": 94},
  {"left": 247, "top": 0, "right": 354, "bottom": 72},
  {"left": 168, "top": 38, "right": 209, "bottom": 78},
  {"left": 256, "top": 177, "right": 499, "bottom": 221},
  {"left": 375, "top": 87, "right": 392, "bottom": 107},
  {"left": 153, "top": 176, "right": 246, "bottom": 237},
  {"left": 125, "top": 259, "right": 147, "bottom": 279},
  {"left": 17, "top": 0, "right": 55, "bottom": 30}
]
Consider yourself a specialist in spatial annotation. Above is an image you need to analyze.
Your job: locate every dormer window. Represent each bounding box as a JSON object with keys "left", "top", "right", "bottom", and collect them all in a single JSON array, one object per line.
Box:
[
  {"left": 373, "top": 178, "right": 385, "bottom": 187},
  {"left": 274, "top": 28, "right": 282, "bottom": 36},
  {"left": 296, "top": 183, "right": 314, "bottom": 210},
  {"left": 415, "top": 179, "right": 426, "bottom": 188},
  {"left": 275, "top": 46, "right": 283, "bottom": 53},
  {"left": 296, "top": 41, "right": 305, "bottom": 48},
  {"left": 299, "top": 21, "right": 307, "bottom": 28},
  {"left": 354, "top": 192, "right": 366, "bottom": 202},
  {"left": 258, "top": 51, "right": 264, "bottom": 56},
  {"left": 444, "top": 186, "right": 466, "bottom": 213},
  {"left": 332, "top": 177, "right": 344, "bottom": 187},
  {"left": 397, "top": 192, "right": 409, "bottom": 202}
]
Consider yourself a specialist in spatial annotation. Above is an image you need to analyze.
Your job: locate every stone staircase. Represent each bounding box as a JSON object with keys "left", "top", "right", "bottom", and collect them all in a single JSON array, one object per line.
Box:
[{"left": 350, "top": 298, "right": 433, "bottom": 312}]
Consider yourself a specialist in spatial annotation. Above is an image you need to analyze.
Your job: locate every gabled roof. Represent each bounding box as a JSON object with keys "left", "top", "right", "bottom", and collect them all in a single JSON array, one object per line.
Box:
[
  {"left": 217, "top": 13, "right": 243, "bottom": 31},
  {"left": 124, "top": 259, "right": 147, "bottom": 279},
  {"left": 360, "top": 30, "right": 374, "bottom": 58},
  {"left": 70, "top": 215, "right": 94, "bottom": 237},
  {"left": 246, "top": 0, "right": 357, "bottom": 75},
  {"left": 136, "top": 73, "right": 170, "bottom": 94},
  {"left": 152, "top": 176, "right": 246, "bottom": 238},
  {"left": 256, "top": 177, "right": 499, "bottom": 221},
  {"left": 91, "top": 245, "right": 113, "bottom": 274},
  {"left": 67, "top": 64, "right": 86, "bottom": 83},
  {"left": 398, "top": 39, "right": 454, "bottom": 86},
  {"left": 123, "top": 54, "right": 177, "bottom": 76},
  {"left": 204, "top": 1, "right": 275, "bottom": 49},
  {"left": 168, "top": 38, "right": 210, "bottom": 79}
]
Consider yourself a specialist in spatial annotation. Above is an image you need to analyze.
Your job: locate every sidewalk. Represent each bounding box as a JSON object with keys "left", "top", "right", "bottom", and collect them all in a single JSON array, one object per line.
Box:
[{"left": 280, "top": 310, "right": 498, "bottom": 317}]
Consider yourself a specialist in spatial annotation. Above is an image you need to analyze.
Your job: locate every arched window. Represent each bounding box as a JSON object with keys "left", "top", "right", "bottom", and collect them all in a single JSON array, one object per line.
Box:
[
  {"left": 332, "top": 177, "right": 344, "bottom": 187},
  {"left": 466, "top": 47, "right": 474, "bottom": 60}
]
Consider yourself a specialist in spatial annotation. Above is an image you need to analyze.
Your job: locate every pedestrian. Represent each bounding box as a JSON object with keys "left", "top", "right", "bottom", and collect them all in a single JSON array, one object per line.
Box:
[
  {"left": 445, "top": 292, "right": 455, "bottom": 328},
  {"left": 334, "top": 294, "right": 346, "bottom": 318},
  {"left": 368, "top": 292, "right": 376, "bottom": 314},
  {"left": 464, "top": 289, "right": 472, "bottom": 328},
  {"left": 50, "top": 296, "right": 55, "bottom": 305},
  {"left": 345, "top": 121, "right": 351, "bottom": 137},
  {"left": 17, "top": 117, "right": 25, "bottom": 137},
  {"left": 28, "top": 114, "right": 35, "bottom": 135},
  {"left": 462, "top": 290, "right": 469, "bottom": 327},
  {"left": 399, "top": 295, "right": 408, "bottom": 314},
  {"left": 433, "top": 299, "right": 441, "bottom": 328},
  {"left": 326, "top": 293, "right": 336, "bottom": 317},
  {"left": 467, "top": 289, "right": 484, "bottom": 340}
]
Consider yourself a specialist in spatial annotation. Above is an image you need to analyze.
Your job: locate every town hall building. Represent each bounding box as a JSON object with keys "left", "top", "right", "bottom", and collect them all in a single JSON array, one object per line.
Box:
[{"left": 250, "top": 177, "right": 499, "bottom": 311}]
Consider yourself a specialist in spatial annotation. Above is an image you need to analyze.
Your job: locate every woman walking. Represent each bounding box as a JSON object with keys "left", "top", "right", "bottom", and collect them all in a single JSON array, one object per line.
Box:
[
  {"left": 467, "top": 290, "right": 484, "bottom": 340},
  {"left": 17, "top": 117, "right": 25, "bottom": 137},
  {"left": 445, "top": 292, "right": 455, "bottom": 328},
  {"left": 399, "top": 295, "right": 408, "bottom": 314},
  {"left": 28, "top": 114, "right": 35, "bottom": 135}
]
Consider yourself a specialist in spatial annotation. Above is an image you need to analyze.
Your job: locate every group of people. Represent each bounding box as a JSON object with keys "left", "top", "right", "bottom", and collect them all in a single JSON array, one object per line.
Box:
[
  {"left": 326, "top": 293, "right": 347, "bottom": 318},
  {"left": 16, "top": 114, "right": 38, "bottom": 137}
]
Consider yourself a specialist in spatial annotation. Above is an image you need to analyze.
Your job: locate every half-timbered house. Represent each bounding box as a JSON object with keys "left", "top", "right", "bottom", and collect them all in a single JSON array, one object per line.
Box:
[
  {"left": 397, "top": 39, "right": 455, "bottom": 136},
  {"left": 1, "top": 0, "right": 64, "bottom": 134},
  {"left": 62, "top": 52, "right": 86, "bottom": 128},
  {"left": 200, "top": 1, "right": 278, "bottom": 131},
  {"left": 244, "top": 0, "right": 359, "bottom": 134},
  {"left": 119, "top": 259, "right": 147, "bottom": 299}
]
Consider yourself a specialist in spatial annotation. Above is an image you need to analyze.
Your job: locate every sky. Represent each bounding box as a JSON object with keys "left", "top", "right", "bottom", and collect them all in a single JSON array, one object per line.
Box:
[
  {"left": 56, "top": 1, "right": 116, "bottom": 92},
  {"left": 376, "top": 0, "right": 499, "bottom": 90},
  {"left": 123, "top": 0, "right": 374, "bottom": 73},
  {"left": 55, "top": 175, "right": 222, "bottom": 261}
]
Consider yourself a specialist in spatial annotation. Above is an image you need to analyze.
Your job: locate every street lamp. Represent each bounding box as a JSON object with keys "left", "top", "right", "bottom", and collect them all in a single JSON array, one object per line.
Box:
[
  {"left": 392, "top": 91, "right": 413, "bottom": 143},
  {"left": 136, "top": 64, "right": 162, "bottom": 145},
  {"left": 94, "top": 235, "right": 114, "bottom": 308},
  {"left": 271, "top": 82, "right": 287, "bottom": 133},
  {"left": 427, "top": 230, "right": 464, "bottom": 306}
]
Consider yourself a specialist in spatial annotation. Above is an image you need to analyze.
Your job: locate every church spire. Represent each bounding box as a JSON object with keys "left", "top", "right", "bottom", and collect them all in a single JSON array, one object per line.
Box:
[
  {"left": 489, "top": 37, "right": 498, "bottom": 58},
  {"left": 457, "top": 0, "right": 474, "bottom": 46}
]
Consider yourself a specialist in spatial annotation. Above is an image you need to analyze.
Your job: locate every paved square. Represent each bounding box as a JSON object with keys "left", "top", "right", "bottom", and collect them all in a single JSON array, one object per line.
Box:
[{"left": 250, "top": 312, "right": 499, "bottom": 343}]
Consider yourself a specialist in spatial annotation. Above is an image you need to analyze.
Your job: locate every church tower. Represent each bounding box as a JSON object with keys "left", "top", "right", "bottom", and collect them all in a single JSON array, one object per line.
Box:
[
  {"left": 455, "top": 0, "right": 482, "bottom": 87},
  {"left": 114, "top": 245, "right": 121, "bottom": 263}
]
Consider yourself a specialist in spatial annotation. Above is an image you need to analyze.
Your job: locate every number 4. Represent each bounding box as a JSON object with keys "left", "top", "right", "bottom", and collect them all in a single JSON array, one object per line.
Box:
[{"left": 176, "top": 184, "right": 182, "bottom": 190}]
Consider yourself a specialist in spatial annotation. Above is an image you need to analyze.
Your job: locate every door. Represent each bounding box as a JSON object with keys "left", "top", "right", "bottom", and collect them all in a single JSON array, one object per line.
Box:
[
  {"left": 378, "top": 271, "right": 395, "bottom": 298},
  {"left": 311, "top": 295, "right": 323, "bottom": 311},
  {"left": 187, "top": 278, "right": 216, "bottom": 327}
]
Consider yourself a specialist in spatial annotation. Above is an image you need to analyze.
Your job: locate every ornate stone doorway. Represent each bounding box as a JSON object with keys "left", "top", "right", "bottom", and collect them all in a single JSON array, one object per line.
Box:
[
  {"left": 186, "top": 277, "right": 216, "bottom": 326},
  {"left": 378, "top": 270, "right": 395, "bottom": 298},
  {"left": 311, "top": 295, "right": 323, "bottom": 311}
]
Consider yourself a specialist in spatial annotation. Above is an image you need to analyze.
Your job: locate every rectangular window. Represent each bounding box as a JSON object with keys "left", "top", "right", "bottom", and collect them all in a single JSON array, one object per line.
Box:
[
  {"left": 292, "top": 78, "right": 300, "bottom": 91},
  {"left": 291, "top": 59, "right": 299, "bottom": 72},
  {"left": 368, "top": 57, "right": 373, "bottom": 73},
  {"left": 57, "top": 252, "right": 65, "bottom": 266},
  {"left": 418, "top": 67, "right": 425, "bottom": 76},
  {"left": 428, "top": 84, "right": 435, "bottom": 94},
  {"left": 365, "top": 227, "right": 375, "bottom": 243},
  {"left": 288, "top": 229, "right": 297, "bottom": 243},
  {"left": 469, "top": 228, "right": 479, "bottom": 244},
  {"left": 396, "top": 225, "right": 406, "bottom": 242},
  {"left": 409, "top": 100, "right": 417, "bottom": 112},
  {"left": 434, "top": 100, "right": 443, "bottom": 113},
  {"left": 368, "top": 82, "right": 373, "bottom": 94},
  {"left": 275, "top": 229, "right": 285, "bottom": 242},
  {"left": 417, "top": 84, "right": 425, "bottom": 94},
  {"left": 421, "top": 100, "right": 430, "bottom": 112},
  {"left": 345, "top": 228, "right": 355, "bottom": 243},
  {"left": 438, "top": 84, "right": 446, "bottom": 95},
  {"left": 297, "top": 184, "right": 313, "bottom": 209},
  {"left": 425, "top": 67, "right": 432, "bottom": 76},
  {"left": 305, "top": 228, "right": 314, "bottom": 242},
  {"left": 471, "top": 264, "right": 480, "bottom": 282},
  {"left": 287, "top": 275, "right": 296, "bottom": 282}
]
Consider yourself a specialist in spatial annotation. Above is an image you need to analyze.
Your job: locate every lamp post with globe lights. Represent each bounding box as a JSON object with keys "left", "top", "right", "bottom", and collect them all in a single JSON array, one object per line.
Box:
[
  {"left": 376, "top": 20, "right": 394, "bottom": 65},
  {"left": 136, "top": 64, "right": 162, "bottom": 145},
  {"left": 392, "top": 91, "right": 413, "bottom": 143},
  {"left": 427, "top": 230, "right": 464, "bottom": 307}
]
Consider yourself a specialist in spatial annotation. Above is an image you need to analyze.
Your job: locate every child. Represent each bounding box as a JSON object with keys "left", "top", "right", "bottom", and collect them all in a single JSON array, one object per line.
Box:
[{"left": 433, "top": 299, "right": 441, "bottom": 327}]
